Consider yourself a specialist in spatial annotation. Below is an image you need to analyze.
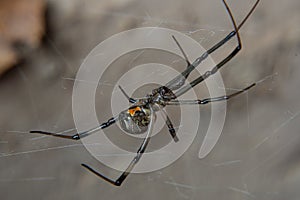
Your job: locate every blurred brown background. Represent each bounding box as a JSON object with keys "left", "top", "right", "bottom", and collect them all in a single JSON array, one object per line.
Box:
[{"left": 0, "top": 0, "right": 299, "bottom": 199}]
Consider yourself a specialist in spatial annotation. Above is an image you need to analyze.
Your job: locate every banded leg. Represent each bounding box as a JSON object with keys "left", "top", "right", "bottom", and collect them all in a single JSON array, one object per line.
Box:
[
  {"left": 167, "top": 83, "right": 255, "bottom": 105},
  {"left": 160, "top": 108, "right": 179, "bottom": 142},
  {"left": 174, "top": 0, "right": 242, "bottom": 97},
  {"left": 165, "top": 0, "right": 260, "bottom": 92},
  {"left": 30, "top": 117, "right": 118, "bottom": 140},
  {"left": 82, "top": 106, "right": 156, "bottom": 186}
]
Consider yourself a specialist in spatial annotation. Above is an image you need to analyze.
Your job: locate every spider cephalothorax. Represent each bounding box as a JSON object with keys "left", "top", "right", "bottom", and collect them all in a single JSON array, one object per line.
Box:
[{"left": 150, "top": 86, "right": 177, "bottom": 102}]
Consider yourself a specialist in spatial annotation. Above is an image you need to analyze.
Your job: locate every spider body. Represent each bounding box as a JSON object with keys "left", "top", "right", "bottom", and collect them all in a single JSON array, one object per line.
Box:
[
  {"left": 119, "top": 86, "right": 176, "bottom": 134},
  {"left": 30, "top": 0, "right": 260, "bottom": 186},
  {"left": 119, "top": 105, "right": 151, "bottom": 134}
]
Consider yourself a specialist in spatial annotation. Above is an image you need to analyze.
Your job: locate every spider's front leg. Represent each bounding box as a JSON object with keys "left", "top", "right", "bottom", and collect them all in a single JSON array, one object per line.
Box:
[
  {"left": 165, "top": 0, "right": 260, "bottom": 93},
  {"left": 167, "top": 83, "right": 255, "bottom": 105},
  {"left": 30, "top": 117, "right": 118, "bottom": 140}
]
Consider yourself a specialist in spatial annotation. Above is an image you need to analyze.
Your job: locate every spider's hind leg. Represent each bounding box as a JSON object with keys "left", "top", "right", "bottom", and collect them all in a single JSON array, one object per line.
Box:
[
  {"left": 82, "top": 107, "right": 156, "bottom": 186},
  {"left": 160, "top": 109, "right": 179, "bottom": 142},
  {"left": 30, "top": 117, "right": 117, "bottom": 140}
]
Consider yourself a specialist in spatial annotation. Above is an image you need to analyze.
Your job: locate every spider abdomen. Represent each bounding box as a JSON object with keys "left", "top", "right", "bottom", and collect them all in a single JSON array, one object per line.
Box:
[{"left": 119, "top": 105, "right": 151, "bottom": 134}]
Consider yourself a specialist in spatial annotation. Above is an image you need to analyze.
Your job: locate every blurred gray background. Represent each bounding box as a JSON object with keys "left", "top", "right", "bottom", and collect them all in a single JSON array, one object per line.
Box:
[{"left": 0, "top": 0, "right": 300, "bottom": 199}]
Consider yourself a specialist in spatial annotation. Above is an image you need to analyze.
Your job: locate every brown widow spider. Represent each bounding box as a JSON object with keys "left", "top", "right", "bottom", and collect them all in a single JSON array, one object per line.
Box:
[{"left": 31, "top": 0, "right": 260, "bottom": 186}]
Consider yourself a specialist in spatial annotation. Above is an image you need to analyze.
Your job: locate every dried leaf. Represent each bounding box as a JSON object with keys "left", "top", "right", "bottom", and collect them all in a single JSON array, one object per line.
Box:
[{"left": 0, "top": 0, "right": 45, "bottom": 75}]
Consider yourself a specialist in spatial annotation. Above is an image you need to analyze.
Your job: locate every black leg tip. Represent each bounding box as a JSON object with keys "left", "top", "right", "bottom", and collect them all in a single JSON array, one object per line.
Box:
[
  {"left": 245, "top": 83, "right": 256, "bottom": 90},
  {"left": 81, "top": 163, "right": 122, "bottom": 186},
  {"left": 115, "top": 180, "right": 122, "bottom": 186},
  {"left": 72, "top": 134, "right": 80, "bottom": 140},
  {"left": 30, "top": 130, "right": 50, "bottom": 135},
  {"left": 30, "top": 130, "right": 41, "bottom": 133}
]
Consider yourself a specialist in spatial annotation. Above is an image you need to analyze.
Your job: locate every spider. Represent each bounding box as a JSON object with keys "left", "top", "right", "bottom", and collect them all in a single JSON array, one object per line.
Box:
[{"left": 31, "top": 0, "right": 260, "bottom": 186}]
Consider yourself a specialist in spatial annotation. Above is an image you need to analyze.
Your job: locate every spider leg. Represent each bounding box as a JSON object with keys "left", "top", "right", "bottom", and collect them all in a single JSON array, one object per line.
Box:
[
  {"left": 167, "top": 83, "right": 255, "bottom": 105},
  {"left": 118, "top": 85, "right": 137, "bottom": 103},
  {"left": 172, "top": 35, "right": 191, "bottom": 67},
  {"left": 81, "top": 106, "right": 156, "bottom": 186},
  {"left": 166, "top": 36, "right": 191, "bottom": 91},
  {"left": 165, "top": 0, "right": 260, "bottom": 92},
  {"left": 174, "top": 0, "right": 243, "bottom": 97},
  {"left": 30, "top": 117, "right": 118, "bottom": 140},
  {"left": 159, "top": 108, "right": 179, "bottom": 142}
]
